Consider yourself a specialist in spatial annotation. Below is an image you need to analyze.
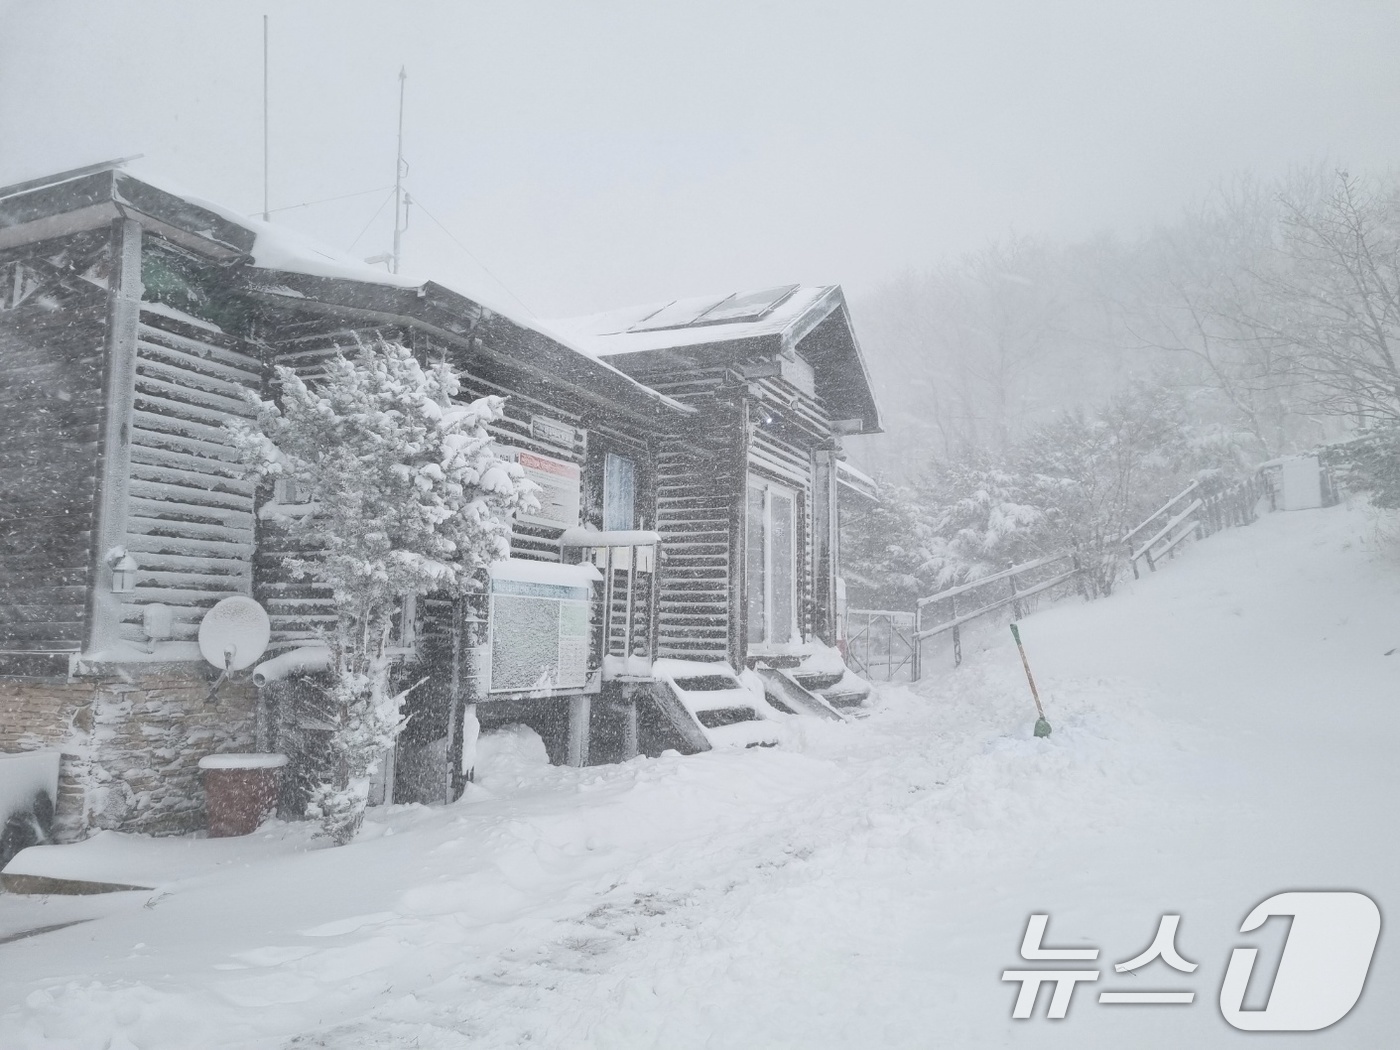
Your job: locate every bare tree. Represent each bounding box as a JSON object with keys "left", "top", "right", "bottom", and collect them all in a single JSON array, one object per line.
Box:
[
  {"left": 1118, "top": 174, "right": 1318, "bottom": 459},
  {"left": 1262, "top": 171, "right": 1400, "bottom": 426}
]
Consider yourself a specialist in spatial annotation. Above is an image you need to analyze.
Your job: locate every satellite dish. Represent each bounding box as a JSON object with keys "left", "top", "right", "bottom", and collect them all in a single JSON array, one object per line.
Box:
[{"left": 198, "top": 596, "right": 271, "bottom": 671}]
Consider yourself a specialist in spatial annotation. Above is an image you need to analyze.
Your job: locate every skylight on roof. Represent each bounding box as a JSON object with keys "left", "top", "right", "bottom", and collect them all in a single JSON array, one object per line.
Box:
[
  {"left": 626, "top": 284, "right": 800, "bottom": 333},
  {"left": 691, "top": 284, "right": 799, "bottom": 325},
  {"left": 628, "top": 295, "right": 729, "bottom": 332}
]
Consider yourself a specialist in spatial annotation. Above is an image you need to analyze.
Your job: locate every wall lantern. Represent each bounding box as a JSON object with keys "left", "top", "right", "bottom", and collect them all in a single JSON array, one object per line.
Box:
[{"left": 110, "top": 552, "right": 138, "bottom": 593}]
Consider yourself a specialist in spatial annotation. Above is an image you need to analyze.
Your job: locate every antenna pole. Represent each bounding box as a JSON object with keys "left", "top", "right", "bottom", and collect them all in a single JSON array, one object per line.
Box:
[
  {"left": 392, "top": 66, "right": 407, "bottom": 274},
  {"left": 262, "top": 15, "right": 270, "bottom": 222}
]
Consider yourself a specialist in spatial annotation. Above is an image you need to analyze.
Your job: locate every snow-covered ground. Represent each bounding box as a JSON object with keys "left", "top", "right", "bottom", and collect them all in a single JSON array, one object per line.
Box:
[{"left": 1, "top": 500, "right": 1396, "bottom": 1047}]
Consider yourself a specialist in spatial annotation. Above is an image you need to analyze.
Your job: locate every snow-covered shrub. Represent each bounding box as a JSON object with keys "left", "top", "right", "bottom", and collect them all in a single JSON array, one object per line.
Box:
[
  {"left": 1325, "top": 426, "right": 1400, "bottom": 507},
  {"left": 229, "top": 340, "right": 536, "bottom": 843}
]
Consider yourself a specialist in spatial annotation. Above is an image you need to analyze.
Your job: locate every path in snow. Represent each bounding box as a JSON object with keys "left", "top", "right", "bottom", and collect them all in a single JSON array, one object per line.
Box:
[{"left": 1, "top": 501, "right": 1396, "bottom": 1048}]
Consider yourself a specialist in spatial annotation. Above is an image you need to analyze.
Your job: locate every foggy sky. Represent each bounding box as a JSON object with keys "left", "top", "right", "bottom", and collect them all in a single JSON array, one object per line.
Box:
[{"left": 2, "top": 0, "right": 1399, "bottom": 319}]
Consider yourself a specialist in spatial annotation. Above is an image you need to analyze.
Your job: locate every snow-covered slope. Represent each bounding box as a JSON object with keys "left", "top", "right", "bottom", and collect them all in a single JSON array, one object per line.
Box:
[{"left": 2, "top": 501, "right": 1397, "bottom": 1047}]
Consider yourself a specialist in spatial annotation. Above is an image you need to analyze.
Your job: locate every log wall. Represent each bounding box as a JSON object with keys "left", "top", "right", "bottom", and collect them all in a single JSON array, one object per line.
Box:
[
  {"left": 119, "top": 308, "right": 261, "bottom": 643},
  {"left": 0, "top": 252, "right": 107, "bottom": 653}
]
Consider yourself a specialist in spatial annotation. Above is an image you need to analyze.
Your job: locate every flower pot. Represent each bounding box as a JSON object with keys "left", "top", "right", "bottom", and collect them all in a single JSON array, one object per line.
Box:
[{"left": 198, "top": 753, "right": 288, "bottom": 837}]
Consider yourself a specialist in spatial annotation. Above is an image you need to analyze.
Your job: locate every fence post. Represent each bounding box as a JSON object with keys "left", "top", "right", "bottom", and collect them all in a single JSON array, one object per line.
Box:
[
  {"left": 950, "top": 593, "right": 961, "bottom": 667},
  {"left": 911, "top": 604, "right": 922, "bottom": 682},
  {"left": 885, "top": 613, "right": 894, "bottom": 680},
  {"left": 1009, "top": 573, "right": 1024, "bottom": 620}
]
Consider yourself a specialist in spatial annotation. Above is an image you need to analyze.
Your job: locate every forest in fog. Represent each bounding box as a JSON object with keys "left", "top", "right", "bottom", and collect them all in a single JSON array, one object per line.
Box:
[{"left": 844, "top": 167, "right": 1400, "bottom": 607}]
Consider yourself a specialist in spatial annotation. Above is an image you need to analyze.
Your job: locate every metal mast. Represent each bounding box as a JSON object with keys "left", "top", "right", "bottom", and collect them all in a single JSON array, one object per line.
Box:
[
  {"left": 262, "top": 15, "right": 270, "bottom": 222},
  {"left": 391, "top": 66, "right": 407, "bottom": 274}
]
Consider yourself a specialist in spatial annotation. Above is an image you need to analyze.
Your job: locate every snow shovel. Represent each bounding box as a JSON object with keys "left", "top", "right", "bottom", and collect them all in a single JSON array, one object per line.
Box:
[{"left": 1009, "top": 623, "right": 1051, "bottom": 738}]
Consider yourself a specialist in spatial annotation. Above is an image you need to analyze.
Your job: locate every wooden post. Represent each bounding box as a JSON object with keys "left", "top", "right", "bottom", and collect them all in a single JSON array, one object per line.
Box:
[
  {"left": 1009, "top": 574, "right": 1024, "bottom": 620},
  {"left": 622, "top": 692, "right": 639, "bottom": 759},
  {"left": 624, "top": 543, "right": 637, "bottom": 659},
  {"left": 950, "top": 592, "right": 961, "bottom": 667},
  {"left": 728, "top": 398, "right": 751, "bottom": 671},
  {"left": 603, "top": 545, "right": 615, "bottom": 655},
  {"left": 812, "top": 448, "right": 840, "bottom": 645},
  {"left": 85, "top": 217, "right": 143, "bottom": 655},
  {"left": 911, "top": 605, "right": 922, "bottom": 682},
  {"left": 444, "top": 596, "right": 464, "bottom": 802},
  {"left": 567, "top": 694, "right": 591, "bottom": 767}
]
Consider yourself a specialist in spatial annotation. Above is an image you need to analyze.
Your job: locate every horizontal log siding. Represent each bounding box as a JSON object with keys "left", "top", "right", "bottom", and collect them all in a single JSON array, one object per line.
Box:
[
  {"left": 118, "top": 310, "right": 260, "bottom": 643},
  {"left": 255, "top": 325, "right": 653, "bottom": 652},
  {"left": 652, "top": 436, "right": 736, "bottom": 660},
  {"left": 633, "top": 357, "right": 834, "bottom": 658},
  {"left": 0, "top": 279, "right": 107, "bottom": 651},
  {"left": 459, "top": 369, "right": 589, "bottom": 563}
]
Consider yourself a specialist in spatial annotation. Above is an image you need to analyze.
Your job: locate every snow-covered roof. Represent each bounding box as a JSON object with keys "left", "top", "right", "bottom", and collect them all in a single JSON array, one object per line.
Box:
[
  {"left": 550, "top": 283, "right": 884, "bottom": 435},
  {"left": 0, "top": 159, "right": 691, "bottom": 422}
]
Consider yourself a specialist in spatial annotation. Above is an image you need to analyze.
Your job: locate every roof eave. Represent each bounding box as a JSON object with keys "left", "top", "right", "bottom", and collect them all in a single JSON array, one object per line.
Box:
[
  {"left": 0, "top": 168, "right": 254, "bottom": 260},
  {"left": 244, "top": 270, "right": 692, "bottom": 425}
]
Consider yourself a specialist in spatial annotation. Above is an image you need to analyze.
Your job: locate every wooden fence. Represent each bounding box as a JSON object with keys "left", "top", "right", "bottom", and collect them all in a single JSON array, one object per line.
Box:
[
  {"left": 1124, "top": 474, "right": 1269, "bottom": 579},
  {"left": 909, "top": 553, "right": 1083, "bottom": 679},
  {"left": 850, "top": 471, "right": 1273, "bottom": 684}
]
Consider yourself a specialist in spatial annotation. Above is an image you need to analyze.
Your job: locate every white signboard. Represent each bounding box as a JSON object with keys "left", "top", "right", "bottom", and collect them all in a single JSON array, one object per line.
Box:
[
  {"left": 530, "top": 414, "right": 578, "bottom": 449},
  {"left": 516, "top": 450, "right": 581, "bottom": 529}
]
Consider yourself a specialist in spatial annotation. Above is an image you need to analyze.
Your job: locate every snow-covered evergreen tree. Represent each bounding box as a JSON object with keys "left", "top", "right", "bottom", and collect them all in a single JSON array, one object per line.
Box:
[
  {"left": 229, "top": 340, "right": 535, "bottom": 843},
  {"left": 839, "top": 478, "right": 934, "bottom": 609},
  {"left": 1017, "top": 385, "right": 1191, "bottom": 595},
  {"left": 919, "top": 453, "right": 1044, "bottom": 587}
]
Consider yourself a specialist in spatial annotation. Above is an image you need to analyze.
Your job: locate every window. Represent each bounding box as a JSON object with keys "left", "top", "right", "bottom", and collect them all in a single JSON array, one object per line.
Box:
[
  {"left": 746, "top": 476, "right": 798, "bottom": 646},
  {"left": 603, "top": 453, "right": 636, "bottom": 531}
]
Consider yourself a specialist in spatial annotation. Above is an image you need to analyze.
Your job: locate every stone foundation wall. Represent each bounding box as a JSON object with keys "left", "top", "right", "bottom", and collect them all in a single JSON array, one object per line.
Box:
[{"left": 0, "top": 666, "right": 257, "bottom": 840}]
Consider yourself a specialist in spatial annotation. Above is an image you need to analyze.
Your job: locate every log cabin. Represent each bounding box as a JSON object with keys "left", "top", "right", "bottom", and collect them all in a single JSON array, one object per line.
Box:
[{"left": 0, "top": 161, "right": 881, "bottom": 843}]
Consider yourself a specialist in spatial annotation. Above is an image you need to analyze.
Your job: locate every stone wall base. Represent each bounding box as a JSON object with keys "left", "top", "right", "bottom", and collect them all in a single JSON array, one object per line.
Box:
[{"left": 0, "top": 666, "right": 257, "bottom": 841}]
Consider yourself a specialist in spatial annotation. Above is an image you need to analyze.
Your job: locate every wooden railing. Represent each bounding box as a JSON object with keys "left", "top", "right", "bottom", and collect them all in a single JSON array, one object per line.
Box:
[
  {"left": 856, "top": 473, "right": 1272, "bottom": 686},
  {"left": 1123, "top": 474, "right": 1268, "bottom": 579},
  {"left": 843, "top": 608, "right": 916, "bottom": 682},
  {"left": 910, "top": 553, "right": 1083, "bottom": 678},
  {"left": 560, "top": 528, "right": 660, "bottom": 664}
]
